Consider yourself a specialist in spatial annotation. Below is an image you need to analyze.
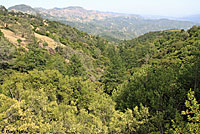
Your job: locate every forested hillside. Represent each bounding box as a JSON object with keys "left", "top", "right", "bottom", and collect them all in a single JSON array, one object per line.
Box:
[{"left": 0, "top": 6, "right": 200, "bottom": 133}]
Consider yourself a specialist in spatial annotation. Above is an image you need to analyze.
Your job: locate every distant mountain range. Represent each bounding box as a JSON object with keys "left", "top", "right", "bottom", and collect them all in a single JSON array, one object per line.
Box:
[
  {"left": 144, "top": 14, "right": 200, "bottom": 23},
  {"left": 178, "top": 14, "right": 200, "bottom": 23},
  {"left": 8, "top": 4, "right": 199, "bottom": 40}
]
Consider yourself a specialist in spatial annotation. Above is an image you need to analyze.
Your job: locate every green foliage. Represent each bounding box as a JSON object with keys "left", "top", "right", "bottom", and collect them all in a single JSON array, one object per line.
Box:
[
  {"left": 43, "top": 42, "right": 48, "bottom": 46},
  {"left": 0, "top": 7, "right": 200, "bottom": 133},
  {"left": 0, "top": 36, "right": 16, "bottom": 69},
  {"left": 109, "top": 104, "right": 150, "bottom": 133},
  {"left": 46, "top": 54, "right": 68, "bottom": 75},
  {"left": 0, "top": 30, "right": 2, "bottom": 36},
  {"left": 12, "top": 47, "right": 70, "bottom": 75},
  {"left": 0, "top": 69, "right": 151, "bottom": 133},
  {"left": 67, "top": 54, "right": 86, "bottom": 77},
  {"left": 17, "top": 39, "right": 22, "bottom": 44},
  {"left": 13, "top": 47, "right": 50, "bottom": 72},
  {"left": 0, "top": 7, "right": 111, "bottom": 80},
  {"left": 170, "top": 89, "right": 200, "bottom": 134},
  {"left": 0, "top": 94, "right": 64, "bottom": 133},
  {"left": 101, "top": 46, "right": 127, "bottom": 95},
  {"left": 0, "top": 5, "right": 8, "bottom": 15},
  {"left": 114, "top": 26, "right": 200, "bottom": 133},
  {"left": 0, "top": 71, "right": 67, "bottom": 133}
]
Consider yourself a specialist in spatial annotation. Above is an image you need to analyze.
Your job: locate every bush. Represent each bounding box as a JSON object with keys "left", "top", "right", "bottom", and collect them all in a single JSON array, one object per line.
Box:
[
  {"left": 0, "top": 30, "right": 2, "bottom": 36},
  {"left": 17, "top": 39, "right": 22, "bottom": 44}
]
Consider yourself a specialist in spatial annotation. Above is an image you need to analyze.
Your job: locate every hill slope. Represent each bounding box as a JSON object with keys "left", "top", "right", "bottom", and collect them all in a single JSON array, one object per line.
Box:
[{"left": 1, "top": 6, "right": 111, "bottom": 80}]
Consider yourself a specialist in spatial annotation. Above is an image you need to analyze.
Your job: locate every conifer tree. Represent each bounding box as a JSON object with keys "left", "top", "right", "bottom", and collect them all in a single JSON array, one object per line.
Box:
[
  {"left": 101, "top": 46, "right": 127, "bottom": 95},
  {"left": 171, "top": 89, "right": 200, "bottom": 133},
  {"left": 67, "top": 54, "right": 86, "bottom": 77}
]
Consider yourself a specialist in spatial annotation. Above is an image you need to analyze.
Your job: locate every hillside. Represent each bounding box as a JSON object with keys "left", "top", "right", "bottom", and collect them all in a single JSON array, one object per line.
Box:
[
  {"left": 0, "top": 5, "right": 111, "bottom": 80},
  {"left": 0, "top": 5, "right": 200, "bottom": 133},
  {"left": 9, "top": 4, "right": 198, "bottom": 40}
]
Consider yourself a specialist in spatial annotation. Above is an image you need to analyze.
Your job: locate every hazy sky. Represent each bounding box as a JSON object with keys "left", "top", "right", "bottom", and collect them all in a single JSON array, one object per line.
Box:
[{"left": 1, "top": 0, "right": 200, "bottom": 17}]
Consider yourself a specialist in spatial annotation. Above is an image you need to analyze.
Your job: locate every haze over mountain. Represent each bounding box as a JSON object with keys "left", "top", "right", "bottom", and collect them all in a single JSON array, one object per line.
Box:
[
  {"left": 9, "top": 4, "right": 199, "bottom": 40},
  {"left": 143, "top": 14, "right": 200, "bottom": 23},
  {"left": 178, "top": 14, "right": 200, "bottom": 23}
]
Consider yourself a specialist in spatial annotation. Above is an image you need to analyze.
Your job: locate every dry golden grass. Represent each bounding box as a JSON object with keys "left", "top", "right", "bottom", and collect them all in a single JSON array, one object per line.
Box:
[
  {"left": 166, "top": 29, "right": 182, "bottom": 32},
  {"left": 1, "top": 29, "right": 26, "bottom": 46},
  {"left": 1, "top": 28, "right": 64, "bottom": 50},
  {"left": 34, "top": 33, "right": 59, "bottom": 49}
]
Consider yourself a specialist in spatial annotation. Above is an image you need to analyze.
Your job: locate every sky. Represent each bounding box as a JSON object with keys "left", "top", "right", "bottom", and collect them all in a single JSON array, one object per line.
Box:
[{"left": 1, "top": 0, "right": 200, "bottom": 17}]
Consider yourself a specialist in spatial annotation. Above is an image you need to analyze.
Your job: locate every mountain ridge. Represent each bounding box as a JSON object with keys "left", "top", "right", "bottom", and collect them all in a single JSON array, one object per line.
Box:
[{"left": 8, "top": 4, "right": 199, "bottom": 40}]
